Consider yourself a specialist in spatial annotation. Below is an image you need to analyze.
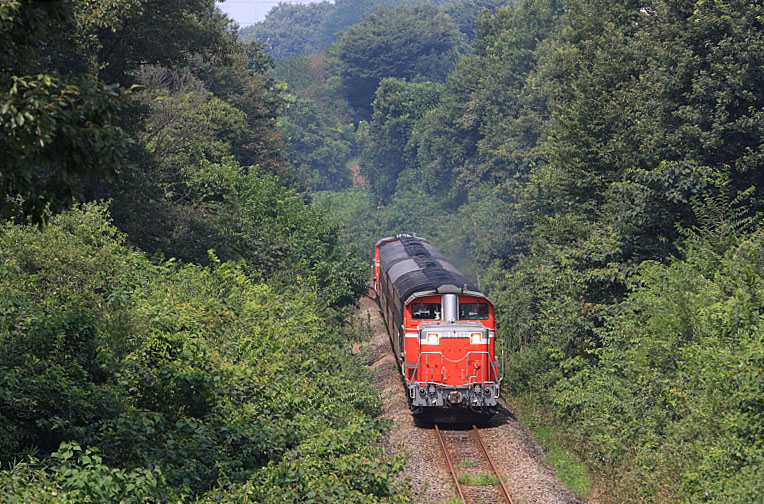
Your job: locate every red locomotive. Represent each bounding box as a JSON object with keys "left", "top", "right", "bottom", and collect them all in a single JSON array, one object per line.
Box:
[{"left": 374, "top": 234, "right": 501, "bottom": 416}]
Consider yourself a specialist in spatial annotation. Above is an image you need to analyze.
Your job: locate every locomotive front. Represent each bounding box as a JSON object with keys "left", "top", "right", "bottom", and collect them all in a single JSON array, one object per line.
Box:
[{"left": 374, "top": 235, "right": 501, "bottom": 415}]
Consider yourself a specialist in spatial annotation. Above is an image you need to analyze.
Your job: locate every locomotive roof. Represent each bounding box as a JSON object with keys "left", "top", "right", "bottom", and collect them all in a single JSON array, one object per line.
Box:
[{"left": 377, "top": 235, "right": 486, "bottom": 303}]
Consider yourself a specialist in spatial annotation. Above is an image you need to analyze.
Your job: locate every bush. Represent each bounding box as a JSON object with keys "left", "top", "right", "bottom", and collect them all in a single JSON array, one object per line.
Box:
[
  {"left": 0, "top": 204, "right": 408, "bottom": 502},
  {"left": 546, "top": 228, "right": 764, "bottom": 502}
]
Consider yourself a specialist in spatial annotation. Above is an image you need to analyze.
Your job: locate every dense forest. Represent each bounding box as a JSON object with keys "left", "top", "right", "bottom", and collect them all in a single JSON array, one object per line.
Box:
[
  {"left": 247, "top": 0, "right": 764, "bottom": 502},
  {"left": 2, "top": 0, "right": 764, "bottom": 502},
  {"left": 0, "top": 1, "right": 402, "bottom": 502}
]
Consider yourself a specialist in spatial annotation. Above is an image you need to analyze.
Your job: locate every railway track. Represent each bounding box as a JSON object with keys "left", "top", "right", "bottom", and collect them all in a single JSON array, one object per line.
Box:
[{"left": 435, "top": 424, "right": 514, "bottom": 504}]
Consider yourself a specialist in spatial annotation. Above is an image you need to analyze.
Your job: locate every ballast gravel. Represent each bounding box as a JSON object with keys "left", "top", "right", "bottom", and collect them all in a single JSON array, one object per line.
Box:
[{"left": 358, "top": 292, "right": 586, "bottom": 504}]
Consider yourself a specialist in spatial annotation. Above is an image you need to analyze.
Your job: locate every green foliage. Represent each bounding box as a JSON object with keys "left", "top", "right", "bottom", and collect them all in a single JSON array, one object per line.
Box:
[
  {"left": 624, "top": 1, "right": 764, "bottom": 195},
  {"left": 150, "top": 156, "right": 368, "bottom": 310},
  {"left": 240, "top": 1, "right": 335, "bottom": 60},
  {"left": 273, "top": 53, "right": 355, "bottom": 128},
  {"left": 3, "top": 1, "right": 394, "bottom": 501},
  {"left": 134, "top": 66, "right": 249, "bottom": 184},
  {"left": 453, "top": 459, "right": 478, "bottom": 469},
  {"left": 335, "top": 4, "right": 464, "bottom": 117},
  {"left": 323, "top": 1, "right": 764, "bottom": 501},
  {"left": 410, "top": 0, "right": 564, "bottom": 192},
  {"left": 108, "top": 53, "right": 309, "bottom": 271},
  {"left": 0, "top": 1, "right": 73, "bottom": 78},
  {"left": 240, "top": 0, "right": 405, "bottom": 61},
  {"left": 0, "top": 74, "right": 133, "bottom": 223},
  {"left": 339, "top": 0, "right": 564, "bottom": 269},
  {"left": 0, "top": 0, "right": 257, "bottom": 224},
  {"left": 241, "top": 0, "right": 500, "bottom": 62},
  {"left": 0, "top": 0, "right": 136, "bottom": 223},
  {"left": 95, "top": 0, "right": 237, "bottom": 85},
  {"left": 360, "top": 78, "right": 443, "bottom": 204},
  {"left": 280, "top": 97, "right": 355, "bottom": 191},
  {"left": 272, "top": 53, "right": 359, "bottom": 192},
  {"left": 0, "top": 205, "right": 407, "bottom": 502},
  {"left": 313, "top": 188, "right": 372, "bottom": 237},
  {"left": 441, "top": 0, "right": 509, "bottom": 41},
  {"left": 188, "top": 45, "right": 292, "bottom": 183},
  {"left": 1, "top": 442, "right": 168, "bottom": 503},
  {"left": 550, "top": 227, "right": 764, "bottom": 502},
  {"left": 314, "top": 0, "right": 407, "bottom": 49}
]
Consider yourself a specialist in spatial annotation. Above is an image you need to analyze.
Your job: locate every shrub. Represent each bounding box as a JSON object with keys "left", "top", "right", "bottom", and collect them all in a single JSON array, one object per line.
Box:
[{"left": 0, "top": 204, "right": 408, "bottom": 502}]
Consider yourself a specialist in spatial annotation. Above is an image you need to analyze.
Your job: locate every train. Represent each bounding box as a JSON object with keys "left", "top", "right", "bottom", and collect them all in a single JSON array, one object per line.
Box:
[{"left": 373, "top": 234, "right": 501, "bottom": 417}]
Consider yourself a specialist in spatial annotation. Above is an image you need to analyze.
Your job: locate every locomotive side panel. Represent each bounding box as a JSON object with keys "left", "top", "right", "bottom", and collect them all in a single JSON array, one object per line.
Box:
[
  {"left": 379, "top": 263, "right": 394, "bottom": 344},
  {"left": 378, "top": 253, "right": 404, "bottom": 363}
]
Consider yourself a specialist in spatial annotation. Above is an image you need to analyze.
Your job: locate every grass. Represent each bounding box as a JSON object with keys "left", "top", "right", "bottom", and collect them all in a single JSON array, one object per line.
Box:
[
  {"left": 456, "top": 472, "right": 499, "bottom": 486},
  {"left": 440, "top": 471, "right": 529, "bottom": 504},
  {"left": 510, "top": 395, "right": 592, "bottom": 500},
  {"left": 438, "top": 496, "right": 498, "bottom": 504},
  {"left": 454, "top": 459, "right": 478, "bottom": 469}
]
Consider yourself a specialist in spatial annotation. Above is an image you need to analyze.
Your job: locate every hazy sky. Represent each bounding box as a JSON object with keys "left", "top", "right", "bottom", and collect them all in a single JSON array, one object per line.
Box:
[{"left": 216, "top": 0, "right": 327, "bottom": 27}]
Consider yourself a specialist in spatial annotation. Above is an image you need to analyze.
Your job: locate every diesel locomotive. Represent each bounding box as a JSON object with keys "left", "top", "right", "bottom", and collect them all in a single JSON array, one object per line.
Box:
[{"left": 374, "top": 234, "right": 501, "bottom": 416}]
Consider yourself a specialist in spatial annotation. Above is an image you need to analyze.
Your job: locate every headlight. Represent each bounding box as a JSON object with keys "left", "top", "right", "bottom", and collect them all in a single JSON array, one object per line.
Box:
[
  {"left": 470, "top": 332, "right": 482, "bottom": 344},
  {"left": 427, "top": 333, "right": 439, "bottom": 344}
]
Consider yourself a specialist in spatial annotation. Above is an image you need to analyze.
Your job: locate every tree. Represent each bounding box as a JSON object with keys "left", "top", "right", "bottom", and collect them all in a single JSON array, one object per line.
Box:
[
  {"left": 0, "top": 0, "right": 134, "bottom": 223},
  {"left": 0, "top": 75, "right": 133, "bottom": 223},
  {"left": 190, "top": 45, "right": 292, "bottom": 184},
  {"left": 360, "top": 78, "right": 442, "bottom": 204},
  {"left": 279, "top": 97, "right": 354, "bottom": 191},
  {"left": 0, "top": 204, "right": 402, "bottom": 501},
  {"left": 94, "top": 0, "right": 236, "bottom": 86},
  {"left": 240, "top": 1, "right": 334, "bottom": 60},
  {"left": 621, "top": 0, "right": 764, "bottom": 218},
  {"left": 314, "top": 0, "right": 401, "bottom": 49},
  {"left": 442, "top": 0, "right": 510, "bottom": 41},
  {"left": 530, "top": 0, "right": 764, "bottom": 263},
  {"left": 334, "top": 4, "right": 464, "bottom": 117},
  {"left": 239, "top": 0, "right": 405, "bottom": 60},
  {"left": 132, "top": 66, "right": 249, "bottom": 196}
]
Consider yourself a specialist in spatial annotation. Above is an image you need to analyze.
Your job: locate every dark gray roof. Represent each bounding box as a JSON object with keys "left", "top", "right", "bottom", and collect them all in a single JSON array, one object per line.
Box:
[{"left": 378, "top": 235, "right": 483, "bottom": 303}]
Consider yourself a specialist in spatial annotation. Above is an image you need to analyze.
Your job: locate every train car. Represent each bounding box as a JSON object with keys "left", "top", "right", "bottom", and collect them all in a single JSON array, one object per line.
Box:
[{"left": 374, "top": 234, "right": 501, "bottom": 415}]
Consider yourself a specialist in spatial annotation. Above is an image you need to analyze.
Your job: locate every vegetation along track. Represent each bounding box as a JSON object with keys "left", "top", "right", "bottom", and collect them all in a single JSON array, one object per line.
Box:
[{"left": 435, "top": 424, "right": 514, "bottom": 504}]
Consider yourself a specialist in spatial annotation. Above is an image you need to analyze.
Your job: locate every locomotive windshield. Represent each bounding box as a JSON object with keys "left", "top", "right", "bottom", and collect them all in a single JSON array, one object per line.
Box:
[
  {"left": 411, "top": 302, "right": 441, "bottom": 320},
  {"left": 459, "top": 302, "right": 489, "bottom": 320}
]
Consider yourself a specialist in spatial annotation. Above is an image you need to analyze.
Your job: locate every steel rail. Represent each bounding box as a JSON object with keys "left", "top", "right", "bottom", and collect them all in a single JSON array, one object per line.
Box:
[
  {"left": 435, "top": 424, "right": 467, "bottom": 504},
  {"left": 472, "top": 424, "right": 514, "bottom": 504}
]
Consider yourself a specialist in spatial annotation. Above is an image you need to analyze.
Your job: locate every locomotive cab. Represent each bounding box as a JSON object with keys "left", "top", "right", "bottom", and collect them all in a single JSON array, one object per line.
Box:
[{"left": 405, "top": 291, "right": 499, "bottom": 411}]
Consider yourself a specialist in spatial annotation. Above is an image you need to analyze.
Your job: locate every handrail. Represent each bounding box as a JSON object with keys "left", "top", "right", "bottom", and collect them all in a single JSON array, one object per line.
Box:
[
  {"left": 408, "top": 350, "right": 499, "bottom": 386},
  {"left": 416, "top": 350, "right": 488, "bottom": 365}
]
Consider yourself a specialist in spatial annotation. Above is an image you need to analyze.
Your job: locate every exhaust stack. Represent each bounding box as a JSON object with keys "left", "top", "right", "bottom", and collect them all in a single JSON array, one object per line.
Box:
[{"left": 443, "top": 293, "right": 457, "bottom": 323}]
